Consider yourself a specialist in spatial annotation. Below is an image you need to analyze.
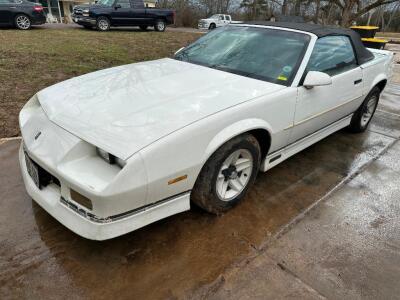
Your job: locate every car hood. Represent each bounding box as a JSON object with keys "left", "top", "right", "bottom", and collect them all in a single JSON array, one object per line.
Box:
[{"left": 38, "top": 58, "right": 284, "bottom": 160}]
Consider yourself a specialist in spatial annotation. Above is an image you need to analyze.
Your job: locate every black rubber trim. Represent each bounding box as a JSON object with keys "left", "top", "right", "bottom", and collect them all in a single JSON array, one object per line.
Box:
[{"left": 60, "top": 190, "right": 191, "bottom": 223}]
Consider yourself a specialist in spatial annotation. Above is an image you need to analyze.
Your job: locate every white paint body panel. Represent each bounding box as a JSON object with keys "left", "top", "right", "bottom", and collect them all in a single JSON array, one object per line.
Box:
[
  {"left": 18, "top": 26, "right": 394, "bottom": 240},
  {"left": 197, "top": 14, "right": 240, "bottom": 30}
]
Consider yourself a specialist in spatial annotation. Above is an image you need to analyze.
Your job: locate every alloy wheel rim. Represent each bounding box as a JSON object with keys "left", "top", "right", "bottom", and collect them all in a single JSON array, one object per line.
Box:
[
  {"left": 216, "top": 149, "right": 253, "bottom": 201},
  {"left": 16, "top": 16, "right": 30, "bottom": 29},
  {"left": 361, "top": 95, "right": 378, "bottom": 127},
  {"left": 157, "top": 22, "right": 165, "bottom": 31},
  {"left": 99, "top": 20, "right": 108, "bottom": 30}
]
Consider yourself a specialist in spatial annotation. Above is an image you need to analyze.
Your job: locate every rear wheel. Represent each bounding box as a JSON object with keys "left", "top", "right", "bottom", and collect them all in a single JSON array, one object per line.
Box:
[
  {"left": 15, "top": 14, "right": 31, "bottom": 30},
  {"left": 191, "top": 134, "right": 261, "bottom": 214},
  {"left": 154, "top": 19, "right": 166, "bottom": 32},
  {"left": 96, "top": 17, "right": 110, "bottom": 31},
  {"left": 348, "top": 87, "right": 380, "bottom": 133}
]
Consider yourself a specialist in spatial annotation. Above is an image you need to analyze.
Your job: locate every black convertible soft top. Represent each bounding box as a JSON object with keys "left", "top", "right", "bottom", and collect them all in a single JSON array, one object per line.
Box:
[{"left": 245, "top": 21, "right": 375, "bottom": 65}]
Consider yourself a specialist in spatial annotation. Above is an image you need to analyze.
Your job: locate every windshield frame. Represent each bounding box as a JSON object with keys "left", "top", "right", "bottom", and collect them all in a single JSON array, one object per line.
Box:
[{"left": 174, "top": 25, "right": 313, "bottom": 87}]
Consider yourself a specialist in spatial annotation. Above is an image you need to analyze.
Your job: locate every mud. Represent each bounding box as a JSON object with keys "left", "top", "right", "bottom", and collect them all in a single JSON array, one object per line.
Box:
[{"left": 1, "top": 72, "right": 400, "bottom": 299}]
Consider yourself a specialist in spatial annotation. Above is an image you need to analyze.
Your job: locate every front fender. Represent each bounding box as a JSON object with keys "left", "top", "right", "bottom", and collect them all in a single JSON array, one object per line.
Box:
[{"left": 203, "top": 118, "right": 272, "bottom": 162}]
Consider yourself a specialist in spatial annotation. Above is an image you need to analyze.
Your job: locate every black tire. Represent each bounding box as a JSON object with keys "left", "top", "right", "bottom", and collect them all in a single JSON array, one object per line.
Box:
[
  {"left": 96, "top": 16, "right": 110, "bottom": 31},
  {"left": 209, "top": 23, "right": 216, "bottom": 30},
  {"left": 139, "top": 25, "right": 148, "bottom": 31},
  {"left": 154, "top": 19, "right": 166, "bottom": 32},
  {"left": 348, "top": 86, "right": 380, "bottom": 133},
  {"left": 15, "top": 14, "right": 31, "bottom": 30},
  {"left": 191, "top": 134, "right": 261, "bottom": 214}
]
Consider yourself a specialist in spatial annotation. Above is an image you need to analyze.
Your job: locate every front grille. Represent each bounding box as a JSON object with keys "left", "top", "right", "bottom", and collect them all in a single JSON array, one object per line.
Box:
[
  {"left": 38, "top": 163, "right": 60, "bottom": 188},
  {"left": 73, "top": 8, "right": 83, "bottom": 15}
]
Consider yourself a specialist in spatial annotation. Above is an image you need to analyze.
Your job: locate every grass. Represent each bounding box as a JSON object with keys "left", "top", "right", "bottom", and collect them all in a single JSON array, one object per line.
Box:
[{"left": 0, "top": 28, "right": 200, "bottom": 138}]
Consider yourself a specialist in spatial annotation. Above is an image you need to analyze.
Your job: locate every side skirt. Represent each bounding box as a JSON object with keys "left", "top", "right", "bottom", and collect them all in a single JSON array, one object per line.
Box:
[{"left": 261, "top": 114, "right": 353, "bottom": 172}]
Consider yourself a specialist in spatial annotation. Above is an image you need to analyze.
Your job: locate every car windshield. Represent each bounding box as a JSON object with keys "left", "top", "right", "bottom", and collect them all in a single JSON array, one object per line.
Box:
[
  {"left": 175, "top": 26, "right": 311, "bottom": 86},
  {"left": 96, "top": 0, "right": 114, "bottom": 6},
  {"left": 210, "top": 15, "right": 220, "bottom": 19}
]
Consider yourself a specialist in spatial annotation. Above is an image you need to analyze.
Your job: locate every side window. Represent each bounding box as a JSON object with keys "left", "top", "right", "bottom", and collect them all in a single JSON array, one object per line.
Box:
[
  {"left": 116, "top": 0, "right": 131, "bottom": 8},
  {"left": 307, "top": 36, "right": 357, "bottom": 76},
  {"left": 219, "top": 15, "right": 223, "bottom": 21}
]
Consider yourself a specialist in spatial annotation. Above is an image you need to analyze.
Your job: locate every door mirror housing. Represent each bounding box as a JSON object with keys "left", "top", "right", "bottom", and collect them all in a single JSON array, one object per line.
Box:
[
  {"left": 114, "top": 4, "right": 121, "bottom": 9},
  {"left": 303, "top": 71, "right": 332, "bottom": 89}
]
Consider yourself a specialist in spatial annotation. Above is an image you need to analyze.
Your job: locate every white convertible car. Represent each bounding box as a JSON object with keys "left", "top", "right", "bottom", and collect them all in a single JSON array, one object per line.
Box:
[{"left": 19, "top": 22, "right": 393, "bottom": 240}]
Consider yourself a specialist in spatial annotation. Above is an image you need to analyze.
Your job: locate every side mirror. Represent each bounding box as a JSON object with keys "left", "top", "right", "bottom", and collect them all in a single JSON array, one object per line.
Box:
[
  {"left": 114, "top": 4, "right": 121, "bottom": 9},
  {"left": 174, "top": 47, "right": 185, "bottom": 56},
  {"left": 303, "top": 71, "right": 332, "bottom": 89}
]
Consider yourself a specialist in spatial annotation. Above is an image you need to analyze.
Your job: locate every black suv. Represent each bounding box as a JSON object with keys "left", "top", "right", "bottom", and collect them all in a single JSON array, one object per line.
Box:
[
  {"left": 0, "top": 0, "right": 45, "bottom": 30},
  {"left": 72, "top": 0, "right": 175, "bottom": 32}
]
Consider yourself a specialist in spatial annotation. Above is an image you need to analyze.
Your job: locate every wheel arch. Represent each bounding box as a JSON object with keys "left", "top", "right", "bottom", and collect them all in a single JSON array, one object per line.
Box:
[
  {"left": 14, "top": 13, "right": 30, "bottom": 23},
  {"left": 375, "top": 79, "right": 387, "bottom": 92},
  {"left": 369, "top": 75, "right": 388, "bottom": 94},
  {"left": 203, "top": 119, "right": 273, "bottom": 166}
]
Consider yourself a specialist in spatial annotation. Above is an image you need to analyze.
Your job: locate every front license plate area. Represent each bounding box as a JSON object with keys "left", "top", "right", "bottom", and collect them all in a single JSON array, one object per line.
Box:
[{"left": 25, "top": 152, "right": 40, "bottom": 189}]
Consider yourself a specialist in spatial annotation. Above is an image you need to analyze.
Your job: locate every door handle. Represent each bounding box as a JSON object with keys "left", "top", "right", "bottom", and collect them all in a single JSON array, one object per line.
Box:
[{"left": 354, "top": 79, "right": 362, "bottom": 85}]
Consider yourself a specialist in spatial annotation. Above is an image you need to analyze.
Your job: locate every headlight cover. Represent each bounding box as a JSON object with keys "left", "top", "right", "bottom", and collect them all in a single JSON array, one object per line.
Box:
[
  {"left": 82, "top": 9, "right": 89, "bottom": 16},
  {"left": 97, "top": 148, "right": 126, "bottom": 168}
]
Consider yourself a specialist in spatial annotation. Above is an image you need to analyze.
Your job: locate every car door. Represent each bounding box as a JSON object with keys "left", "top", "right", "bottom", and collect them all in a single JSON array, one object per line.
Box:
[
  {"left": 290, "top": 35, "right": 364, "bottom": 143},
  {"left": 130, "top": 0, "right": 148, "bottom": 25},
  {"left": 111, "top": 0, "right": 132, "bottom": 25},
  {"left": 0, "top": 0, "right": 14, "bottom": 25}
]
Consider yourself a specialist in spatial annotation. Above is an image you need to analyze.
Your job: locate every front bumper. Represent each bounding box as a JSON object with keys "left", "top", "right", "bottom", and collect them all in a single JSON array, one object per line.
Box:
[
  {"left": 19, "top": 143, "right": 190, "bottom": 240},
  {"left": 198, "top": 24, "right": 209, "bottom": 30},
  {"left": 72, "top": 15, "right": 96, "bottom": 26}
]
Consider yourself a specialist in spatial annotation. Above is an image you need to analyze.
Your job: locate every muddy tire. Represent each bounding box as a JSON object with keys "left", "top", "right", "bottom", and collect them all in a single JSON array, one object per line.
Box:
[
  {"left": 191, "top": 134, "right": 261, "bottom": 214},
  {"left": 96, "top": 16, "right": 110, "bottom": 31},
  {"left": 348, "top": 86, "right": 380, "bottom": 133}
]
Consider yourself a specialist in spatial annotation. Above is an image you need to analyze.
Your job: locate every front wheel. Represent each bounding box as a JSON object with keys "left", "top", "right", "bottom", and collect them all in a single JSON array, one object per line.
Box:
[
  {"left": 348, "top": 87, "right": 380, "bottom": 133},
  {"left": 209, "top": 23, "right": 216, "bottom": 30},
  {"left": 154, "top": 19, "right": 166, "bottom": 32},
  {"left": 191, "top": 134, "right": 261, "bottom": 214},
  {"left": 15, "top": 14, "right": 31, "bottom": 30},
  {"left": 96, "top": 17, "right": 110, "bottom": 31}
]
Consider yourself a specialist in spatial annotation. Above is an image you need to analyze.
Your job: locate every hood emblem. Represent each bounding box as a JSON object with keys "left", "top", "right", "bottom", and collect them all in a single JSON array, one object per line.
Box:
[{"left": 34, "top": 131, "right": 42, "bottom": 140}]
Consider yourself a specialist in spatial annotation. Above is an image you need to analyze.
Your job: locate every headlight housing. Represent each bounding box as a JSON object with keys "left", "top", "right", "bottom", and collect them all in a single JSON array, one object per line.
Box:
[
  {"left": 97, "top": 148, "right": 126, "bottom": 168},
  {"left": 82, "top": 9, "right": 89, "bottom": 16}
]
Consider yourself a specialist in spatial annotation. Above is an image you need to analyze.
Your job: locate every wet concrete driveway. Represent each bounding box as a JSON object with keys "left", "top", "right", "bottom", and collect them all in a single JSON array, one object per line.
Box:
[{"left": 1, "top": 82, "right": 400, "bottom": 298}]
